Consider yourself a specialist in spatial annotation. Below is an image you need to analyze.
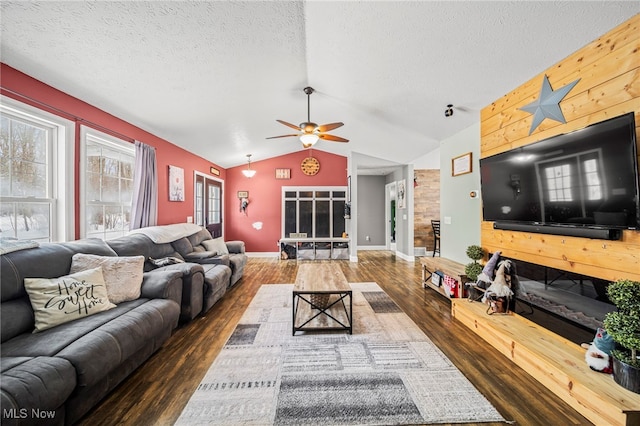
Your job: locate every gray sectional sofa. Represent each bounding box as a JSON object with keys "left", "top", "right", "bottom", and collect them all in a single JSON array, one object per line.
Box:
[
  {"left": 0, "top": 239, "right": 182, "bottom": 425},
  {"left": 107, "top": 226, "right": 247, "bottom": 316},
  {"left": 0, "top": 225, "right": 247, "bottom": 425}
]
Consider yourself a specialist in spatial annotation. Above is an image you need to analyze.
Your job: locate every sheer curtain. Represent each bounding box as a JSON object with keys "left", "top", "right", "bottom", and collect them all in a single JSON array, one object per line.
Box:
[{"left": 130, "top": 141, "right": 158, "bottom": 230}]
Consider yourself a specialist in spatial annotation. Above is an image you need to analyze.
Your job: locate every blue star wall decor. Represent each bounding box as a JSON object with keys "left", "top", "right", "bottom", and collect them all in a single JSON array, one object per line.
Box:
[{"left": 519, "top": 75, "right": 580, "bottom": 135}]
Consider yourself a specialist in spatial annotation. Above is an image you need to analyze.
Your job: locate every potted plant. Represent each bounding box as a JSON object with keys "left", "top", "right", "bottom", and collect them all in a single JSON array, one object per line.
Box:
[
  {"left": 603, "top": 279, "right": 640, "bottom": 394},
  {"left": 464, "top": 245, "right": 485, "bottom": 282}
]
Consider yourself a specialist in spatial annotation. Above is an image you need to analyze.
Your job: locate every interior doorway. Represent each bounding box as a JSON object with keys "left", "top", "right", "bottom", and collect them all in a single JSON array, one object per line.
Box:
[{"left": 385, "top": 182, "right": 397, "bottom": 251}]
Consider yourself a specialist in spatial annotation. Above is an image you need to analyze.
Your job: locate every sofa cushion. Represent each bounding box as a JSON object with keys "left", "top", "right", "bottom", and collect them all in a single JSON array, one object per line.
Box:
[
  {"left": 1, "top": 239, "right": 117, "bottom": 303},
  {"left": 186, "top": 228, "right": 214, "bottom": 247},
  {"left": 70, "top": 254, "right": 145, "bottom": 304},
  {"left": 54, "top": 299, "right": 179, "bottom": 387},
  {"left": 24, "top": 267, "right": 116, "bottom": 332},
  {"left": 1, "top": 239, "right": 118, "bottom": 342},
  {"left": 204, "top": 237, "right": 229, "bottom": 255},
  {"left": 1, "top": 356, "right": 76, "bottom": 414},
  {"left": 200, "top": 264, "right": 231, "bottom": 312},
  {"left": 171, "top": 237, "right": 195, "bottom": 257},
  {"left": 183, "top": 251, "right": 218, "bottom": 261},
  {"left": 1, "top": 298, "right": 179, "bottom": 388}
]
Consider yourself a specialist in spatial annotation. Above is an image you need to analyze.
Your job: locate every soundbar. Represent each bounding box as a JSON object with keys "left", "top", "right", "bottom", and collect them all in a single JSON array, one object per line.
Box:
[{"left": 493, "top": 221, "right": 623, "bottom": 240}]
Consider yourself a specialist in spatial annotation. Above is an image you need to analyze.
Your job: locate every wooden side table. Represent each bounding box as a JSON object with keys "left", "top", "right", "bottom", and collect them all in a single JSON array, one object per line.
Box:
[{"left": 420, "top": 257, "right": 470, "bottom": 298}]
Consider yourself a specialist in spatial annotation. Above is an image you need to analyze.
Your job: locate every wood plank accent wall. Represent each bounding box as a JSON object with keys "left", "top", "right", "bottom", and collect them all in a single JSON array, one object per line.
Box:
[
  {"left": 414, "top": 169, "right": 440, "bottom": 251},
  {"left": 480, "top": 14, "right": 640, "bottom": 283}
]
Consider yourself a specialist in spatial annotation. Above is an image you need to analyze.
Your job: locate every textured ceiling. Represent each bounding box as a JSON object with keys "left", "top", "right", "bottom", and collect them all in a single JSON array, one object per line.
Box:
[{"left": 1, "top": 1, "right": 639, "bottom": 170}]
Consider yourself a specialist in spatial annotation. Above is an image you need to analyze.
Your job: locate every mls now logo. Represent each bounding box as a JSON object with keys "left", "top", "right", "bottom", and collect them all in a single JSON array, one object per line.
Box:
[{"left": 3, "top": 408, "right": 56, "bottom": 420}]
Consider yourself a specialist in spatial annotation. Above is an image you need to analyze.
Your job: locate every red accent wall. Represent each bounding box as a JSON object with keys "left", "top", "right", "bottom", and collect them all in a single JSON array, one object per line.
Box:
[
  {"left": 1, "top": 64, "right": 348, "bottom": 250},
  {"left": 1, "top": 64, "right": 226, "bottom": 238},
  {"left": 225, "top": 150, "right": 348, "bottom": 253}
]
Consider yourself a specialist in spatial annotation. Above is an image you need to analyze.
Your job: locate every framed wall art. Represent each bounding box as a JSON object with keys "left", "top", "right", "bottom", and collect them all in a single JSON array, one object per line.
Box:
[
  {"left": 452, "top": 152, "right": 472, "bottom": 177},
  {"left": 168, "top": 165, "right": 185, "bottom": 201},
  {"left": 275, "top": 168, "right": 291, "bottom": 179},
  {"left": 397, "top": 179, "right": 406, "bottom": 209}
]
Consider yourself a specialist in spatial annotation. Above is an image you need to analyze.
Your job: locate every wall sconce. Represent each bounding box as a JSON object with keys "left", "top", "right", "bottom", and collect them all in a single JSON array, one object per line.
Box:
[{"left": 242, "top": 154, "right": 256, "bottom": 178}]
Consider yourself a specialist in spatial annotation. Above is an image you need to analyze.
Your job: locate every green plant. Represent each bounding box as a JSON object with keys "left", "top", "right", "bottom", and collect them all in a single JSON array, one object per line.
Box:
[
  {"left": 466, "top": 245, "right": 484, "bottom": 262},
  {"left": 603, "top": 279, "right": 640, "bottom": 368},
  {"left": 464, "top": 262, "right": 483, "bottom": 282},
  {"left": 464, "top": 245, "right": 485, "bottom": 281}
]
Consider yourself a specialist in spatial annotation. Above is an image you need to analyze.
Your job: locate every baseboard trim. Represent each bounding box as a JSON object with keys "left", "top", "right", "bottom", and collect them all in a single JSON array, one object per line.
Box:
[
  {"left": 246, "top": 252, "right": 279, "bottom": 257},
  {"left": 395, "top": 251, "right": 415, "bottom": 262},
  {"left": 357, "top": 245, "right": 387, "bottom": 250}
]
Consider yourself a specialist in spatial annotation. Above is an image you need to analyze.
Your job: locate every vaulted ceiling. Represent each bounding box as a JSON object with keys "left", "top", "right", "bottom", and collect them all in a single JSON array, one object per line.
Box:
[{"left": 1, "top": 1, "right": 638, "bottom": 171}]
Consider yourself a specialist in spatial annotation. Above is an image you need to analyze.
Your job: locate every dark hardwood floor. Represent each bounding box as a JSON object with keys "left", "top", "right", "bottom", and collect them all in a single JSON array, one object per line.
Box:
[{"left": 79, "top": 251, "right": 592, "bottom": 426}]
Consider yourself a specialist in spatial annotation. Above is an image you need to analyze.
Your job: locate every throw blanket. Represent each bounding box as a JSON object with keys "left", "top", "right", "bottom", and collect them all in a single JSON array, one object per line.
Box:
[
  {"left": 0, "top": 237, "right": 40, "bottom": 255},
  {"left": 128, "top": 223, "right": 204, "bottom": 244}
]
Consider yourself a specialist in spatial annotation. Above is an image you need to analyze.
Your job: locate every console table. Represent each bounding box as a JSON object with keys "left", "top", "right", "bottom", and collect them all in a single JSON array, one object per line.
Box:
[
  {"left": 420, "top": 257, "right": 470, "bottom": 298},
  {"left": 280, "top": 237, "right": 349, "bottom": 260}
]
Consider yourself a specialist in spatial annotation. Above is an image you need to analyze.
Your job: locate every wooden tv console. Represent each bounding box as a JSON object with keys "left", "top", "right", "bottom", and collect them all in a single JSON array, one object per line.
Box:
[{"left": 452, "top": 299, "right": 640, "bottom": 426}]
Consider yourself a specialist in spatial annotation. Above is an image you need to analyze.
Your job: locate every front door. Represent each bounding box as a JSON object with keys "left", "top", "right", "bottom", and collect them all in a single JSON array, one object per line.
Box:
[{"left": 195, "top": 174, "right": 222, "bottom": 238}]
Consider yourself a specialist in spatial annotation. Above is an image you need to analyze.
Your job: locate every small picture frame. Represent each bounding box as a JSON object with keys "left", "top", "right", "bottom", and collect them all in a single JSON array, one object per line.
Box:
[
  {"left": 452, "top": 152, "right": 472, "bottom": 176},
  {"left": 210, "top": 166, "right": 220, "bottom": 176},
  {"left": 237, "top": 191, "right": 249, "bottom": 198},
  {"left": 275, "top": 168, "right": 291, "bottom": 179}
]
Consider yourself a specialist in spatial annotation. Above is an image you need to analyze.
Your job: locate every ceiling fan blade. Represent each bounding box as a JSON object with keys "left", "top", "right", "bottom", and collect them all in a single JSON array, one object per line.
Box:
[
  {"left": 266, "top": 133, "right": 301, "bottom": 139},
  {"left": 317, "top": 122, "right": 344, "bottom": 132},
  {"left": 319, "top": 133, "right": 349, "bottom": 143},
  {"left": 276, "top": 120, "right": 302, "bottom": 131}
]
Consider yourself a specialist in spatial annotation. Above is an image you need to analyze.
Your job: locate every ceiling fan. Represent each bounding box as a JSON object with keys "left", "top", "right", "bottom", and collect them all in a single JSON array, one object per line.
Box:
[{"left": 266, "top": 86, "right": 349, "bottom": 148}]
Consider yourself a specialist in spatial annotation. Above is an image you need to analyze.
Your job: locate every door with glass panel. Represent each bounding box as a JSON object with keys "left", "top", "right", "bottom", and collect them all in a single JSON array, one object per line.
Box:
[{"left": 195, "top": 174, "right": 222, "bottom": 238}]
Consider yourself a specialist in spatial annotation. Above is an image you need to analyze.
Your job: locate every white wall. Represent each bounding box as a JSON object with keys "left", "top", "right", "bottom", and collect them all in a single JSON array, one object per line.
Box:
[
  {"left": 412, "top": 147, "right": 441, "bottom": 169},
  {"left": 438, "top": 122, "right": 482, "bottom": 264},
  {"left": 357, "top": 175, "right": 386, "bottom": 246}
]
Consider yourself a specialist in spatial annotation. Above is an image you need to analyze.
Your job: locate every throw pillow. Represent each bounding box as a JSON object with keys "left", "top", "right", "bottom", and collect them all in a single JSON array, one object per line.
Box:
[
  {"left": 202, "top": 237, "right": 228, "bottom": 255},
  {"left": 24, "top": 267, "right": 116, "bottom": 332},
  {"left": 70, "top": 253, "right": 145, "bottom": 304}
]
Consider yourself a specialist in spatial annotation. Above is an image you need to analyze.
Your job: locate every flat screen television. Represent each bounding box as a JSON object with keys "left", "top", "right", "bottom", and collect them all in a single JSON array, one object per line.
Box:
[{"left": 480, "top": 112, "right": 639, "bottom": 238}]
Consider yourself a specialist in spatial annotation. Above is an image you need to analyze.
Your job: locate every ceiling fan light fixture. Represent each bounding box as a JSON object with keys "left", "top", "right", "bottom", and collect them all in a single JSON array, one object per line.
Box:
[
  {"left": 300, "top": 133, "right": 319, "bottom": 147},
  {"left": 242, "top": 154, "right": 256, "bottom": 178},
  {"left": 267, "top": 86, "right": 348, "bottom": 144}
]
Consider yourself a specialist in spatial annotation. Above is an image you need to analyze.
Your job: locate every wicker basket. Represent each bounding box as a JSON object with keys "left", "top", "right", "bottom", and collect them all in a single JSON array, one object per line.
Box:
[{"left": 310, "top": 293, "right": 331, "bottom": 309}]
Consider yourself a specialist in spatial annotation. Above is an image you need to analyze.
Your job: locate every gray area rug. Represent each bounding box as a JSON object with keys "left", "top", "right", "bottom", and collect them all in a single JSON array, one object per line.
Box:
[{"left": 176, "top": 283, "right": 506, "bottom": 425}]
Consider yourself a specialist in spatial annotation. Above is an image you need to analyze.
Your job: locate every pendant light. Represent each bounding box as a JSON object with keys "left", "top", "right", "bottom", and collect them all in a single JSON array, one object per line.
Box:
[{"left": 242, "top": 154, "right": 256, "bottom": 178}]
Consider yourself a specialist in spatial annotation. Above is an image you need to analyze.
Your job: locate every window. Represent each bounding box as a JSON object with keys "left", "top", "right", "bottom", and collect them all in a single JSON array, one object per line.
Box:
[
  {"left": 583, "top": 158, "right": 603, "bottom": 201},
  {"left": 0, "top": 96, "right": 74, "bottom": 242},
  {"left": 540, "top": 150, "right": 604, "bottom": 204},
  {"left": 80, "top": 126, "right": 134, "bottom": 240},
  {"left": 282, "top": 187, "right": 346, "bottom": 238},
  {"left": 544, "top": 164, "right": 573, "bottom": 202}
]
